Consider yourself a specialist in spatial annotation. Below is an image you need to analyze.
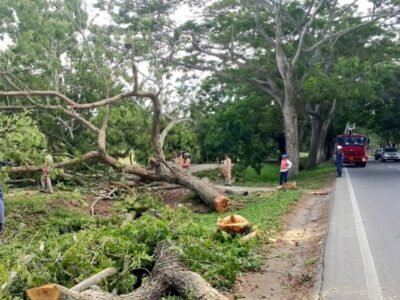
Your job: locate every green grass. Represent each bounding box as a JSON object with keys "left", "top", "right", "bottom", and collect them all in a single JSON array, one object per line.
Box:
[
  {"left": 233, "top": 162, "right": 334, "bottom": 189},
  {"left": 293, "top": 162, "right": 335, "bottom": 189},
  {"left": 0, "top": 187, "right": 304, "bottom": 299},
  {"left": 195, "top": 190, "right": 301, "bottom": 232}
]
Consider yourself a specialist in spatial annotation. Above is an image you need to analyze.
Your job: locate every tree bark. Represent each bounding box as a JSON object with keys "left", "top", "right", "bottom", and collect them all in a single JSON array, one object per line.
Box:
[
  {"left": 27, "top": 242, "right": 228, "bottom": 300},
  {"left": 307, "top": 105, "right": 323, "bottom": 168},
  {"left": 8, "top": 151, "right": 101, "bottom": 174},
  {"left": 316, "top": 119, "right": 331, "bottom": 164},
  {"left": 71, "top": 268, "right": 118, "bottom": 293},
  {"left": 101, "top": 154, "right": 229, "bottom": 212},
  {"left": 307, "top": 99, "right": 336, "bottom": 166},
  {"left": 282, "top": 97, "right": 299, "bottom": 177}
]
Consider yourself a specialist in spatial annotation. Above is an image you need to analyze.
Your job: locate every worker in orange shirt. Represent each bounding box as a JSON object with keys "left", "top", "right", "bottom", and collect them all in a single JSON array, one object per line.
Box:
[
  {"left": 182, "top": 152, "right": 191, "bottom": 173},
  {"left": 279, "top": 154, "right": 293, "bottom": 185},
  {"left": 223, "top": 154, "right": 232, "bottom": 186},
  {"left": 175, "top": 151, "right": 183, "bottom": 168}
]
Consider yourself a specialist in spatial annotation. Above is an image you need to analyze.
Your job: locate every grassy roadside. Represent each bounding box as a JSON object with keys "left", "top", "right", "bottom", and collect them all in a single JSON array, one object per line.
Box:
[
  {"left": 195, "top": 162, "right": 335, "bottom": 189},
  {"left": 0, "top": 164, "right": 334, "bottom": 299}
]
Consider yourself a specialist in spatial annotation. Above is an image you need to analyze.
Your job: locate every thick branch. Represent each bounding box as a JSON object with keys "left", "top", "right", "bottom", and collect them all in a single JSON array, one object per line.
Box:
[
  {"left": 8, "top": 151, "right": 101, "bottom": 174},
  {"left": 0, "top": 90, "right": 158, "bottom": 110},
  {"left": 291, "top": 0, "right": 325, "bottom": 67},
  {"left": 0, "top": 90, "right": 75, "bottom": 106},
  {"left": 160, "top": 118, "right": 192, "bottom": 149},
  {"left": 27, "top": 242, "right": 228, "bottom": 300},
  {"left": 71, "top": 268, "right": 118, "bottom": 293},
  {"left": 304, "top": 15, "right": 387, "bottom": 52}
]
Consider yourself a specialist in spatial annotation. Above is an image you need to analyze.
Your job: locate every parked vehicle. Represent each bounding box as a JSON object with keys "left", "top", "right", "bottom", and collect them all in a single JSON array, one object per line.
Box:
[
  {"left": 381, "top": 148, "right": 400, "bottom": 162},
  {"left": 374, "top": 149, "right": 383, "bottom": 160}
]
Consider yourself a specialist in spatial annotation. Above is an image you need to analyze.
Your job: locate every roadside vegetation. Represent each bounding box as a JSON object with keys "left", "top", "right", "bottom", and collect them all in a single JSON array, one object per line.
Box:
[
  {"left": 196, "top": 162, "right": 335, "bottom": 189},
  {"left": 0, "top": 163, "right": 333, "bottom": 299},
  {"left": 0, "top": 0, "right": 396, "bottom": 298}
]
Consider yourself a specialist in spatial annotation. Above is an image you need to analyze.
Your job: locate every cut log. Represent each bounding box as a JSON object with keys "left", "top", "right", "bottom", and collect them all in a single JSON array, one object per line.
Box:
[
  {"left": 217, "top": 215, "right": 250, "bottom": 234},
  {"left": 27, "top": 242, "right": 228, "bottom": 300},
  {"left": 277, "top": 181, "right": 297, "bottom": 190},
  {"left": 26, "top": 284, "right": 61, "bottom": 300}
]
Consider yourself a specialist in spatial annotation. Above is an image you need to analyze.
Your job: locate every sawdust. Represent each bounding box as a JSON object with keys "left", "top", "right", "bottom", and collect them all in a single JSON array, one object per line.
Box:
[{"left": 232, "top": 183, "right": 333, "bottom": 300}]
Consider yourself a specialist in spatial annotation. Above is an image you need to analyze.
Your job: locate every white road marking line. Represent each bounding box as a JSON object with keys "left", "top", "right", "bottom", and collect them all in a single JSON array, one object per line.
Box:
[{"left": 345, "top": 168, "right": 383, "bottom": 300}]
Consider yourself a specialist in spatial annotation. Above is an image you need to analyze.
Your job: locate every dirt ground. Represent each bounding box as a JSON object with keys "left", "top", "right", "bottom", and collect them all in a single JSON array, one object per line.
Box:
[{"left": 231, "top": 183, "right": 333, "bottom": 300}]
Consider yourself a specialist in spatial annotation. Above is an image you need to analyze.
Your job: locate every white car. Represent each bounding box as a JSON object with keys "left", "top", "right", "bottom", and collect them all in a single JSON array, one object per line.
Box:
[{"left": 381, "top": 148, "right": 400, "bottom": 162}]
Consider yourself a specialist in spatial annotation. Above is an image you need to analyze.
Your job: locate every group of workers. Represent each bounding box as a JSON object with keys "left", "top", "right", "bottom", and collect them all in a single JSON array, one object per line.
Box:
[
  {"left": 0, "top": 148, "right": 345, "bottom": 237},
  {"left": 174, "top": 151, "right": 192, "bottom": 172},
  {"left": 174, "top": 151, "right": 295, "bottom": 187}
]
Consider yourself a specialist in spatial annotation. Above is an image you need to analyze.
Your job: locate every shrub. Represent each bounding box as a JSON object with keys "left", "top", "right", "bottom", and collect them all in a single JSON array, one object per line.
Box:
[
  {"left": 243, "top": 166, "right": 259, "bottom": 182},
  {"left": 259, "top": 164, "right": 279, "bottom": 183}
]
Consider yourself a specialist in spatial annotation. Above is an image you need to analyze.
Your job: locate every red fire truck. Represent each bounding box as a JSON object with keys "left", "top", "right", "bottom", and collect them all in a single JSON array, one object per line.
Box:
[{"left": 336, "top": 123, "right": 368, "bottom": 167}]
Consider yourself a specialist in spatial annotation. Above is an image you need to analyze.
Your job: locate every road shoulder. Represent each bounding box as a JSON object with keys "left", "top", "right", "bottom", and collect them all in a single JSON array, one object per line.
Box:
[{"left": 232, "top": 181, "right": 333, "bottom": 299}]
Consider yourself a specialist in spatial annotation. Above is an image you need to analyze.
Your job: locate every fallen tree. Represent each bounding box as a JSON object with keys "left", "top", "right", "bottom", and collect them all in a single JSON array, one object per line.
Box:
[
  {"left": 27, "top": 242, "right": 228, "bottom": 300},
  {"left": 0, "top": 74, "right": 229, "bottom": 212},
  {"left": 0, "top": 1, "right": 231, "bottom": 212}
]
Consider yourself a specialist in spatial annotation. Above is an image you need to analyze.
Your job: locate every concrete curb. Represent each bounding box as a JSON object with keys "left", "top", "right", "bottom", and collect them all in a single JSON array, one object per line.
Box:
[{"left": 311, "top": 178, "right": 337, "bottom": 300}]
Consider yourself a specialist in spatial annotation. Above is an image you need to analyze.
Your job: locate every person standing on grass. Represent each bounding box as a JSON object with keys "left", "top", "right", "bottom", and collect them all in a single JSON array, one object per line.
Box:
[
  {"left": 335, "top": 145, "right": 345, "bottom": 177},
  {"left": 279, "top": 154, "right": 293, "bottom": 185},
  {"left": 0, "top": 186, "right": 5, "bottom": 235},
  {"left": 223, "top": 154, "right": 232, "bottom": 186}
]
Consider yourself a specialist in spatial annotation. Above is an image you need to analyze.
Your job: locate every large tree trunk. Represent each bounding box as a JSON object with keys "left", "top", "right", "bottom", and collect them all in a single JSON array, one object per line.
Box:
[
  {"left": 282, "top": 95, "right": 299, "bottom": 177},
  {"left": 8, "top": 151, "right": 228, "bottom": 212},
  {"left": 27, "top": 242, "right": 228, "bottom": 300},
  {"left": 101, "top": 154, "right": 229, "bottom": 212},
  {"left": 316, "top": 117, "right": 332, "bottom": 164},
  {"left": 307, "top": 105, "right": 323, "bottom": 168},
  {"left": 307, "top": 100, "right": 336, "bottom": 166},
  {"left": 156, "top": 162, "right": 229, "bottom": 212}
]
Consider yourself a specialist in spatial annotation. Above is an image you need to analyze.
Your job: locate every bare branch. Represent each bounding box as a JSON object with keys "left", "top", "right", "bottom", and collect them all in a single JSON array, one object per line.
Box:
[
  {"left": 253, "top": 9, "right": 276, "bottom": 46},
  {"left": 160, "top": 118, "right": 193, "bottom": 149},
  {"left": 304, "top": 15, "right": 387, "bottom": 52},
  {"left": 0, "top": 90, "right": 76, "bottom": 106},
  {"left": 0, "top": 105, "right": 36, "bottom": 109},
  {"left": 9, "top": 151, "right": 101, "bottom": 174},
  {"left": 50, "top": 1, "right": 110, "bottom": 98},
  {"left": 291, "top": 0, "right": 326, "bottom": 67},
  {"left": 56, "top": 117, "right": 75, "bottom": 139},
  {"left": 251, "top": 79, "right": 282, "bottom": 105},
  {"left": 63, "top": 108, "right": 100, "bottom": 133}
]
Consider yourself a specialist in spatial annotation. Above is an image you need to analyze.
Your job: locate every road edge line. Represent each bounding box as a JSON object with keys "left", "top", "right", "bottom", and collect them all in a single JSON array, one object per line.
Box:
[{"left": 345, "top": 168, "right": 383, "bottom": 300}]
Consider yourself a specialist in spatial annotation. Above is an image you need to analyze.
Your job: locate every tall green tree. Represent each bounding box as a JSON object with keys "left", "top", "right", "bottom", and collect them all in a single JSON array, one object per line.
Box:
[{"left": 174, "top": 0, "right": 399, "bottom": 175}]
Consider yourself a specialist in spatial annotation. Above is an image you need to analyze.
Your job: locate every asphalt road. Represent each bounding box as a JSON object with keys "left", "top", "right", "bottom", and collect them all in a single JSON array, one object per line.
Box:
[{"left": 320, "top": 159, "right": 400, "bottom": 300}]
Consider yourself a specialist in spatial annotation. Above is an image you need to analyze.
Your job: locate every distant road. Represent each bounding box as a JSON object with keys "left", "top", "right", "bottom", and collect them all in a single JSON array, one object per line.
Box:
[
  {"left": 190, "top": 163, "right": 221, "bottom": 173},
  {"left": 320, "top": 160, "right": 400, "bottom": 299}
]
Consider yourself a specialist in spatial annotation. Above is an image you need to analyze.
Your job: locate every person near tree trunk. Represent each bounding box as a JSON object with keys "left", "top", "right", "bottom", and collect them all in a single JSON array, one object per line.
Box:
[
  {"left": 279, "top": 154, "right": 293, "bottom": 185},
  {"left": 223, "top": 154, "right": 232, "bottom": 186}
]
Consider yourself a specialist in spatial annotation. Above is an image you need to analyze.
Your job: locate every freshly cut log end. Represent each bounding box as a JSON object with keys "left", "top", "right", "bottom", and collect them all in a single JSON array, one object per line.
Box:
[
  {"left": 277, "top": 181, "right": 297, "bottom": 190},
  {"left": 217, "top": 214, "right": 250, "bottom": 234},
  {"left": 214, "top": 195, "right": 229, "bottom": 213},
  {"left": 27, "top": 284, "right": 60, "bottom": 300}
]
